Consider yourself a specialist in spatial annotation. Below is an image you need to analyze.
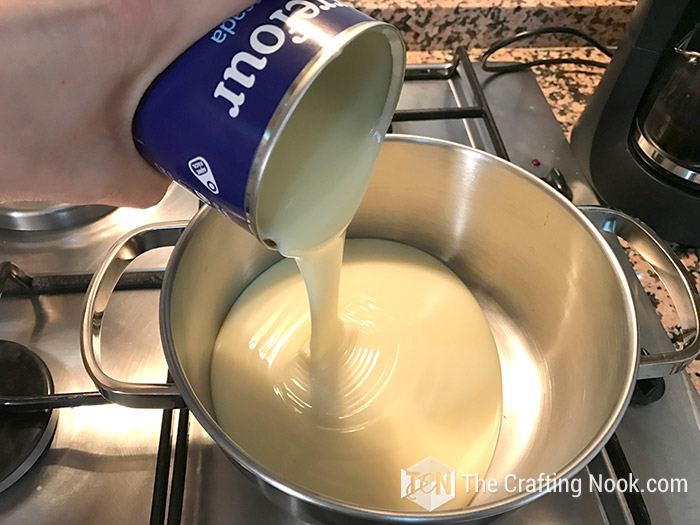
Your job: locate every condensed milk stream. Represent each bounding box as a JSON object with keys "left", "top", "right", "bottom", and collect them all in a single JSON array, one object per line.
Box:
[
  {"left": 208, "top": 17, "right": 503, "bottom": 514},
  {"left": 128, "top": 0, "right": 502, "bottom": 513},
  {"left": 212, "top": 239, "right": 503, "bottom": 511}
]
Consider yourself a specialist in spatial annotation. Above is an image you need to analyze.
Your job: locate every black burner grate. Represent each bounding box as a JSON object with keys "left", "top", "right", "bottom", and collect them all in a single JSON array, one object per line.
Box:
[{"left": 394, "top": 48, "right": 510, "bottom": 161}]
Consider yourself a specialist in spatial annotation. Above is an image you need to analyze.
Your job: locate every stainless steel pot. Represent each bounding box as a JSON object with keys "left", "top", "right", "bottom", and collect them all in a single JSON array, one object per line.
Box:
[{"left": 80, "top": 135, "right": 700, "bottom": 523}]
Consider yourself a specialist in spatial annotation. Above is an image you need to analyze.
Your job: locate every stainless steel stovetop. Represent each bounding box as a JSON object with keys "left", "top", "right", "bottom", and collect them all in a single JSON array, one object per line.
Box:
[{"left": 1, "top": 51, "right": 698, "bottom": 524}]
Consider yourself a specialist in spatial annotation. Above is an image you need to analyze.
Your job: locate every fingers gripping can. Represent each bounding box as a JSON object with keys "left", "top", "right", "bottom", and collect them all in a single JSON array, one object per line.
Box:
[{"left": 133, "top": 0, "right": 405, "bottom": 248}]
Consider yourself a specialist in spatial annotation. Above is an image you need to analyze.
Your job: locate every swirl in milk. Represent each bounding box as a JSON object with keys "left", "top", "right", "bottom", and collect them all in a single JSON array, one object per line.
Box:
[
  {"left": 211, "top": 239, "right": 503, "bottom": 511},
  {"left": 209, "top": 27, "right": 502, "bottom": 512}
]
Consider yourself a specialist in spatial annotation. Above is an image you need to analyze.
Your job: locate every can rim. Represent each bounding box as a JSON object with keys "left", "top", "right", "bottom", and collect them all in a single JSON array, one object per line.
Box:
[{"left": 243, "top": 21, "right": 406, "bottom": 248}]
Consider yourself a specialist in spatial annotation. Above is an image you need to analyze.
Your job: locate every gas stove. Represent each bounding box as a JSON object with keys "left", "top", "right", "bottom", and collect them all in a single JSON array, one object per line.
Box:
[{"left": 1, "top": 49, "right": 698, "bottom": 524}]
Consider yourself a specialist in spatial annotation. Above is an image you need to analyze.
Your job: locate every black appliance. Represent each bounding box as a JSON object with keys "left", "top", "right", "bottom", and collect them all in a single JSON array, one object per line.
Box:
[{"left": 571, "top": 0, "right": 700, "bottom": 245}]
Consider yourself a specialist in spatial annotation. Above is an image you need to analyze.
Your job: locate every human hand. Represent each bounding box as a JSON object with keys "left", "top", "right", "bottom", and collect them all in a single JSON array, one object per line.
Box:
[{"left": 0, "top": 0, "right": 255, "bottom": 208}]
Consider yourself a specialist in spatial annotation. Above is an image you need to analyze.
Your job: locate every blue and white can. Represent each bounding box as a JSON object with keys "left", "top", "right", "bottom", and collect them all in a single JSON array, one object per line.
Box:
[{"left": 133, "top": 0, "right": 405, "bottom": 246}]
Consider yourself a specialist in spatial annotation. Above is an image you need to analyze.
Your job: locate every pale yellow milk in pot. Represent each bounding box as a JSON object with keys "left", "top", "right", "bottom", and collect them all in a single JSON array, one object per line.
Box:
[{"left": 209, "top": 33, "right": 503, "bottom": 512}]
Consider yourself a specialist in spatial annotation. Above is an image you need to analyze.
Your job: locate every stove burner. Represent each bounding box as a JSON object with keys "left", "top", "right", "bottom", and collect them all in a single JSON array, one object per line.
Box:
[
  {"left": 0, "top": 341, "right": 57, "bottom": 492},
  {"left": 0, "top": 203, "right": 114, "bottom": 232}
]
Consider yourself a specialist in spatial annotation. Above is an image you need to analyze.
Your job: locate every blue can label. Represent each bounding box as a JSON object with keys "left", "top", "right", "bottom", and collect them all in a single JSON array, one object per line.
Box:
[{"left": 133, "top": 0, "right": 374, "bottom": 230}]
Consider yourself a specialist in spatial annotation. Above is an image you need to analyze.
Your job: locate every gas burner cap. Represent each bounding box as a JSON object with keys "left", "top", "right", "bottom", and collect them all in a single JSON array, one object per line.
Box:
[{"left": 0, "top": 341, "right": 57, "bottom": 492}]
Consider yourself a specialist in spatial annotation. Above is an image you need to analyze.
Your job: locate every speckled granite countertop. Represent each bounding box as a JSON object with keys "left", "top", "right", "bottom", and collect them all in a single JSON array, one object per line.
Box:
[
  {"left": 407, "top": 48, "right": 700, "bottom": 392},
  {"left": 352, "top": 0, "right": 636, "bottom": 50}
]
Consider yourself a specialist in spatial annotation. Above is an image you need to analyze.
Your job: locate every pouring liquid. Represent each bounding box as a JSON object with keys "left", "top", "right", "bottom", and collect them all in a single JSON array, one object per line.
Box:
[
  {"left": 209, "top": 27, "right": 503, "bottom": 512},
  {"left": 211, "top": 239, "right": 503, "bottom": 511}
]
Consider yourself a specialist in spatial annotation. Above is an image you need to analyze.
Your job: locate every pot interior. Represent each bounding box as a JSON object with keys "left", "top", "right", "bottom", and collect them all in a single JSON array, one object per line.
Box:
[{"left": 164, "top": 136, "right": 637, "bottom": 514}]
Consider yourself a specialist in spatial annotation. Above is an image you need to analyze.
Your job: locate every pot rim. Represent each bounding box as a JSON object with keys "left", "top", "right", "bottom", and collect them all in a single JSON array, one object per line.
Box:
[{"left": 159, "top": 134, "right": 639, "bottom": 522}]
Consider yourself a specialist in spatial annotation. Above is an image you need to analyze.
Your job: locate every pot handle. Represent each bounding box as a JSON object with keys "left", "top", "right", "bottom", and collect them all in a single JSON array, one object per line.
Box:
[
  {"left": 581, "top": 206, "right": 700, "bottom": 378},
  {"left": 81, "top": 222, "right": 189, "bottom": 408}
]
